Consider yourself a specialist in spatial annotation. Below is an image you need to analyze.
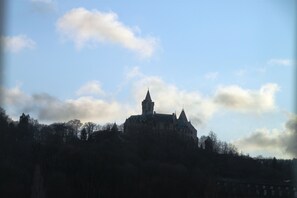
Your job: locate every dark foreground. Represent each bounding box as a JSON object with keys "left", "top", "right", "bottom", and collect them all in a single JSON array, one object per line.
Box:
[{"left": 0, "top": 111, "right": 296, "bottom": 198}]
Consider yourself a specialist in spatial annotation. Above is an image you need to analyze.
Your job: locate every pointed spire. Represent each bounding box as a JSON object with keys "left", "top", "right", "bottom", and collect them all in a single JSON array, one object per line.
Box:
[
  {"left": 178, "top": 109, "right": 188, "bottom": 122},
  {"left": 144, "top": 90, "right": 152, "bottom": 101},
  {"left": 142, "top": 89, "right": 154, "bottom": 115}
]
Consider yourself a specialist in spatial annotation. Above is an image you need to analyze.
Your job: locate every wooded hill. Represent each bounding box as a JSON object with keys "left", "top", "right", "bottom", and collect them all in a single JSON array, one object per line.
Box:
[{"left": 0, "top": 108, "right": 296, "bottom": 198}]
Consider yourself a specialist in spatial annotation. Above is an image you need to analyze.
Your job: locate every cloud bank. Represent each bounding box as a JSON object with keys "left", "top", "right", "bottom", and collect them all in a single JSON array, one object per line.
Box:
[
  {"left": 0, "top": 85, "right": 132, "bottom": 124},
  {"left": 234, "top": 114, "right": 297, "bottom": 158},
  {"left": 1, "top": 35, "right": 36, "bottom": 53},
  {"left": 0, "top": 68, "right": 280, "bottom": 127},
  {"left": 214, "top": 83, "right": 279, "bottom": 113},
  {"left": 56, "top": 8, "right": 157, "bottom": 58}
]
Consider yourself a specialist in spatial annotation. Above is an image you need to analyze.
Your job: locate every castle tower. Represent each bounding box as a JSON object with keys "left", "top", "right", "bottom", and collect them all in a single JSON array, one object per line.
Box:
[{"left": 142, "top": 90, "right": 154, "bottom": 115}]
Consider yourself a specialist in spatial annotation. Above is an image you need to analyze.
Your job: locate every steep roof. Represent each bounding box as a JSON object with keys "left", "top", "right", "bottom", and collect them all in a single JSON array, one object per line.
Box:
[
  {"left": 152, "top": 113, "right": 176, "bottom": 122},
  {"left": 178, "top": 109, "right": 188, "bottom": 123},
  {"left": 144, "top": 90, "right": 152, "bottom": 101},
  {"left": 126, "top": 113, "right": 176, "bottom": 123}
]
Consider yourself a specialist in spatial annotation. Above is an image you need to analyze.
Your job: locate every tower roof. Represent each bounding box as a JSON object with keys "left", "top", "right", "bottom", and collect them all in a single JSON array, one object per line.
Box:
[
  {"left": 178, "top": 109, "right": 188, "bottom": 122},
  {"left": 144, "top": 90, "right": 152, "bottom": 101}
]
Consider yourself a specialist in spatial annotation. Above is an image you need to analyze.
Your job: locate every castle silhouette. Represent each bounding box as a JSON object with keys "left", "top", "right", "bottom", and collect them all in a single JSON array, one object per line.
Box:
[{"left": 124, "top": 90, "right": 198, "bottom": 144}]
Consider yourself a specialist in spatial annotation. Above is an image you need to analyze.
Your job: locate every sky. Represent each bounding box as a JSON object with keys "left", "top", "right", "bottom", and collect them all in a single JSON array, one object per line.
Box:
[{"left": 0, "top": 0, "right": 296, "bottom": 159}]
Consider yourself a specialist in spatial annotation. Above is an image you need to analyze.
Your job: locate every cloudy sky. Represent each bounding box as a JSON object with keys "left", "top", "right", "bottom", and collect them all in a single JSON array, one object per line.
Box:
[{"left": 0, "top": 0, "right": 296, "bottom": 159}]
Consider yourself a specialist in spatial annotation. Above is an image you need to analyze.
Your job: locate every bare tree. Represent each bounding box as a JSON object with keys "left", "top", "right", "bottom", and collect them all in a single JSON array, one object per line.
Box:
[
  {"left": 66, "top": 119, "right": 82, "bottom": 136},
  {"left": 208, "top": 131, "right": 219, "bottom": 152},
  {"left": 82, "top": 122, "right": 96, "bottom": 139}
]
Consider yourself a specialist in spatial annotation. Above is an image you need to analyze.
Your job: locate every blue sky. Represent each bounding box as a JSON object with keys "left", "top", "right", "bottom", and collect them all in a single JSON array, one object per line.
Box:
[{"left": 1, "top": 0, "right": 296, "bottom": 158}]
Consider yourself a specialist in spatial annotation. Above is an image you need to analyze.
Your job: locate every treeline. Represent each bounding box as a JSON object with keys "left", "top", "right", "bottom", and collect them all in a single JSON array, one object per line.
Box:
[{"left": 0, "top": 108, "right": 296, "bottom": 198}]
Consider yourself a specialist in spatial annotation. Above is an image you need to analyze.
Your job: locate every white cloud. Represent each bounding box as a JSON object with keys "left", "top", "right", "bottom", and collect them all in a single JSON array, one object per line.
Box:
[
  {"left": 233, "top": 114, "right": 297, "bottom": 158},
  {"left": 0, "top": 85, "right": 133, "bottom": 124},
  {"left": 204, "top": 72, "right": 218, "bottom": 80},
  {"left": 214, "top": 83, "right": 280, "bottom": 113},
  {"left": 56, "top": 7, "right": 157, "bottom": 58},
  {"left": 76, "top": 80, "right": 105, "bottom": 96},
  {"left": 268, "top": 59, "right": 295, "bottom": 67},
  {"left": 1, "top": 35, "right": 36, "bottom": 53},
  {"left": 0, "top": 85, "right": 29, "bottom": 106}
]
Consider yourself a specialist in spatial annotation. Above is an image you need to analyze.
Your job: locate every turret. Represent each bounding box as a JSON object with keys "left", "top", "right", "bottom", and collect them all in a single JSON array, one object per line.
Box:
[{"left": 142, "top": 90, "right": 154, "bottom": 115}]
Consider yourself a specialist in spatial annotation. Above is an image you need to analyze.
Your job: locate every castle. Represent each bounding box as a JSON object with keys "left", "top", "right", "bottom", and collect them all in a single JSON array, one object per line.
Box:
[{"left": 124, "top": 90, "right": 198, "bottom": 144}]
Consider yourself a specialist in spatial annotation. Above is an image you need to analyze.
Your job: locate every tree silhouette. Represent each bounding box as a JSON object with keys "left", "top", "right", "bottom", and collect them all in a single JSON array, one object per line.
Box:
[
  {"left": 111, "top": 123, "right": 118, "bottom": 132},
  {"left": 80, "top": 128, "right": 87, "bottom": 141},
  {"left": 0, "top": 108, "right": 295, "bottom": 198},
  {"left": 82, "top": 122, "right": 96, "bottom": 139},
  {"left": 66, "top": 119, "right": 82, "bottom": 136}
]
